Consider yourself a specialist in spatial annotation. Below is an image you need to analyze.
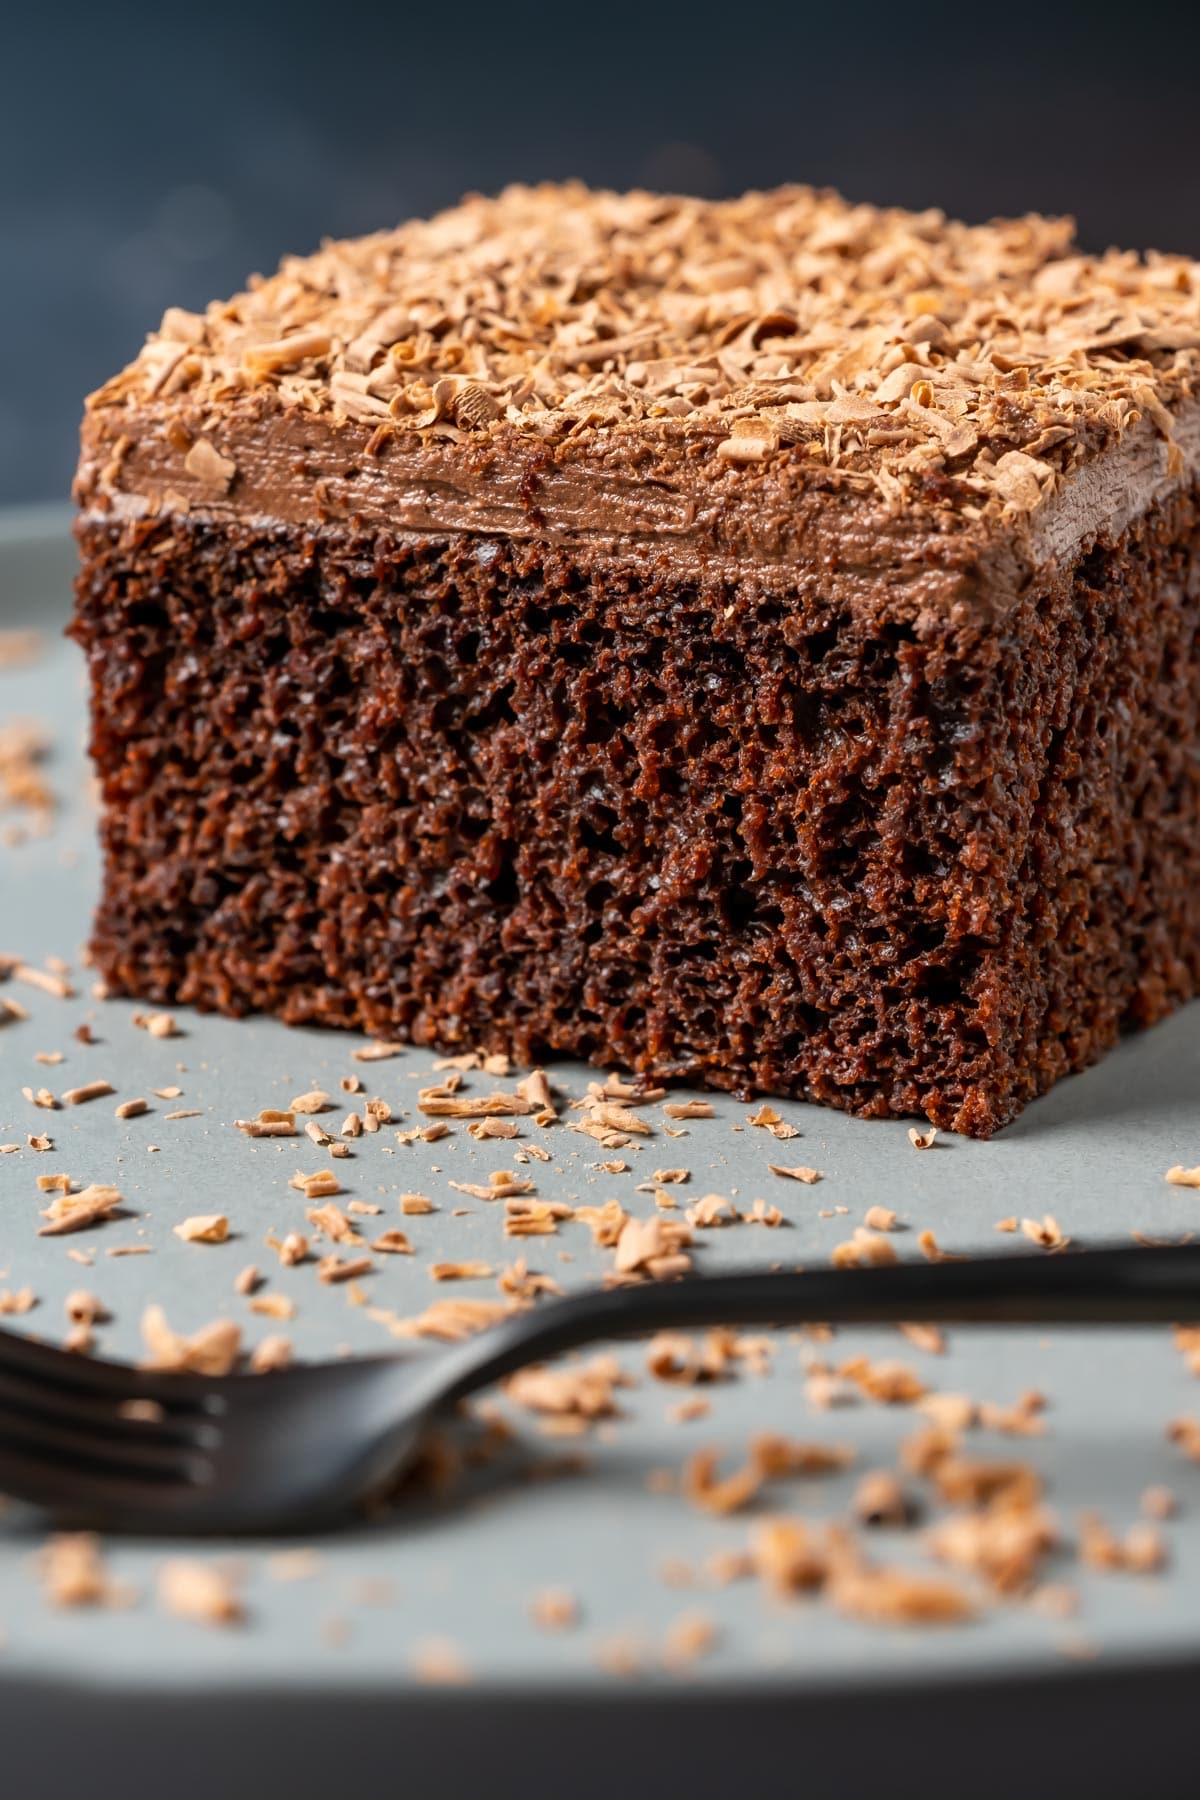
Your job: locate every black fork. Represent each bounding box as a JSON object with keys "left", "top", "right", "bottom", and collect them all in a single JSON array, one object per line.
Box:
[{"left": 0, "top": 1247, "right": 1197, "bottom": 1534}]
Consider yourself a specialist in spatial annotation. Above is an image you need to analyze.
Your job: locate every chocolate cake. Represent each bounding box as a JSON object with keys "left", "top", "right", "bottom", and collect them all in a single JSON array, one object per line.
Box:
[{"left": 71, "top": 184, "right": 1200, "bottom": 1136}]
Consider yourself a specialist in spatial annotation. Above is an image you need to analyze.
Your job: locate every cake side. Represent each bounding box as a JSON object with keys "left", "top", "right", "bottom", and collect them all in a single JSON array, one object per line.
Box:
[{"left": 71, "top": 480, "right": 1200, "bottom": 1135}]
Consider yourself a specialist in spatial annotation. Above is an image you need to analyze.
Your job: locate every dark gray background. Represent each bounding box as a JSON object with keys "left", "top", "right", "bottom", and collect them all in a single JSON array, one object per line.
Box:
[{"left": 5, "top": 0, "right": 1200, "bottom": 506}]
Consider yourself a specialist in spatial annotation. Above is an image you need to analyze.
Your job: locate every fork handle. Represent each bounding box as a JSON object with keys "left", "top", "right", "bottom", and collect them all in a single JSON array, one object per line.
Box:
[{"left": 433, "top": 1246, "right": 1200, "bottom": 1405}]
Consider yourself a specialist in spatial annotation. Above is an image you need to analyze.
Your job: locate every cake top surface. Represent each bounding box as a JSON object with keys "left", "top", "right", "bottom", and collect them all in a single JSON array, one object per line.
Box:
[
  {"left": 79, "top": 184, "right": 1200, "bottom": 621},
  {"left": 87, "top": 182, "right": 1200, "bottom": 516}
]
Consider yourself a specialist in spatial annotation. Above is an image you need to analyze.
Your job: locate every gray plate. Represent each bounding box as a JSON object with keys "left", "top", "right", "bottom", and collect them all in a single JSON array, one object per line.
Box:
[{"left": 4, "top": 508, "right": 1200, "bottom": 1798}]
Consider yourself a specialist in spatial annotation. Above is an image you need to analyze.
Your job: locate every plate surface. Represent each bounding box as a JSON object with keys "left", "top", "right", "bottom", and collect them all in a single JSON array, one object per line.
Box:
[{"left": 5, "top": 510, "right": 1200, "bottom": 1796}]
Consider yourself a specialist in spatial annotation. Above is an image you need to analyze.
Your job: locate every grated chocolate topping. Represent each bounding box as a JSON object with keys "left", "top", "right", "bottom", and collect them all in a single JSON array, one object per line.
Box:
[{"left": 81, "top": 183, "right": 1200, "bottom": 518}]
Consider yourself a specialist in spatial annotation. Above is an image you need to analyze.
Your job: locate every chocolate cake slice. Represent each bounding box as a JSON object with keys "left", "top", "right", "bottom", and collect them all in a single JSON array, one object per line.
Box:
[{"left": 71, "top": 184, "right": 1200, "bottom": 1135}]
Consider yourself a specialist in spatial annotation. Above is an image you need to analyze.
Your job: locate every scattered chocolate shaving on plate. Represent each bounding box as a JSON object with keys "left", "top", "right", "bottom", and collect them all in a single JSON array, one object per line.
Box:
[
  {"left": 61, "top": 1080, "right": 114, "bottom": 1106},
  {"left": 408, "top": 1638, "right": 470, "bottom": 1684},
  {"left": 38, "top": 1183, "right": 123, "bottom": 1236},
  {"left": 174, "top": 1214, "right": 230, "bottom": 1245},
  {"left": 39, "top": 1534, "right": 135, "bottom": 1609},
  {"left": 529, "top": 1588, "right": 579, "bottom": 1631},
  {"left": 831, "top": 1227, "right": 897, "bottom": 1268},
  {"left": 158, "top": 1560, "right": 243, "bottom": 1626},
  {"left": 235, "top": 1110, "right": 296, "bottom": 1138},
  {"left": 251, "top": 1334, "right": 294, "bottom": 1373},
  {"left": 141, "top": 1305, "right": 241, "bottom": 1375}
]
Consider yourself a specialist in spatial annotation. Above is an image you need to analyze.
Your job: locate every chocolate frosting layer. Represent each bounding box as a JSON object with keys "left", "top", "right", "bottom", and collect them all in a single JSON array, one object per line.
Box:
[
  {"left": 76, "top": 390, "right": 1200, "bottom": 630},
  {"left": 77, "top": 399, "right": 1003, "bottom": 624}
]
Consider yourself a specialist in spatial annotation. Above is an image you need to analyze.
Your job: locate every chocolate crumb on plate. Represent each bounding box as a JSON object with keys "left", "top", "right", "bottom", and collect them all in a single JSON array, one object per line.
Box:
[
  {"left": 158, "top": 1560, "right": 243, "bottom": 1626},
  {"left": 408, "top": 1638, "right": 470, "bottom": 1685},
  {"left": 173, "top": 1214, "right": 230, "bottom": 1244},
  {"left": 529, "top": 1588, "right": 580, "bottom": 1631},
  {"left": 39, "top": 1533, "right": 135, "bottom": 1610}
]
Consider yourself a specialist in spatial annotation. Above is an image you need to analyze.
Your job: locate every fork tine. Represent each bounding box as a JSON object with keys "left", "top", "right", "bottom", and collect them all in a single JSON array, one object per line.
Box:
[
  {"left": 0, "top": 1325, "right": 214, "bottom": 1408},
  {"left": 0, "top": 1401, "right": 203, "bottom": 1482},
  {"left": 0, "top": 1365, "right": 209, "bottom": 1452},
  {"left": 0, "top": 1440, "right": 189, "bottom": 1524}
]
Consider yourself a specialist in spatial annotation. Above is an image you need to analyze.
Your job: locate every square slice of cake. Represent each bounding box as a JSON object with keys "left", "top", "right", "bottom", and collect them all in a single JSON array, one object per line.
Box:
[{"left": 71, "top": 183, "right": 1200, "bottom": 1135}]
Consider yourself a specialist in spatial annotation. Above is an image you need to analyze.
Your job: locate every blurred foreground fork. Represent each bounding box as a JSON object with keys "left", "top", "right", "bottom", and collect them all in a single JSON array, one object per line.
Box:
[{"left": 0, "top": 1247, "right": 1197, "bottom": 1534}]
